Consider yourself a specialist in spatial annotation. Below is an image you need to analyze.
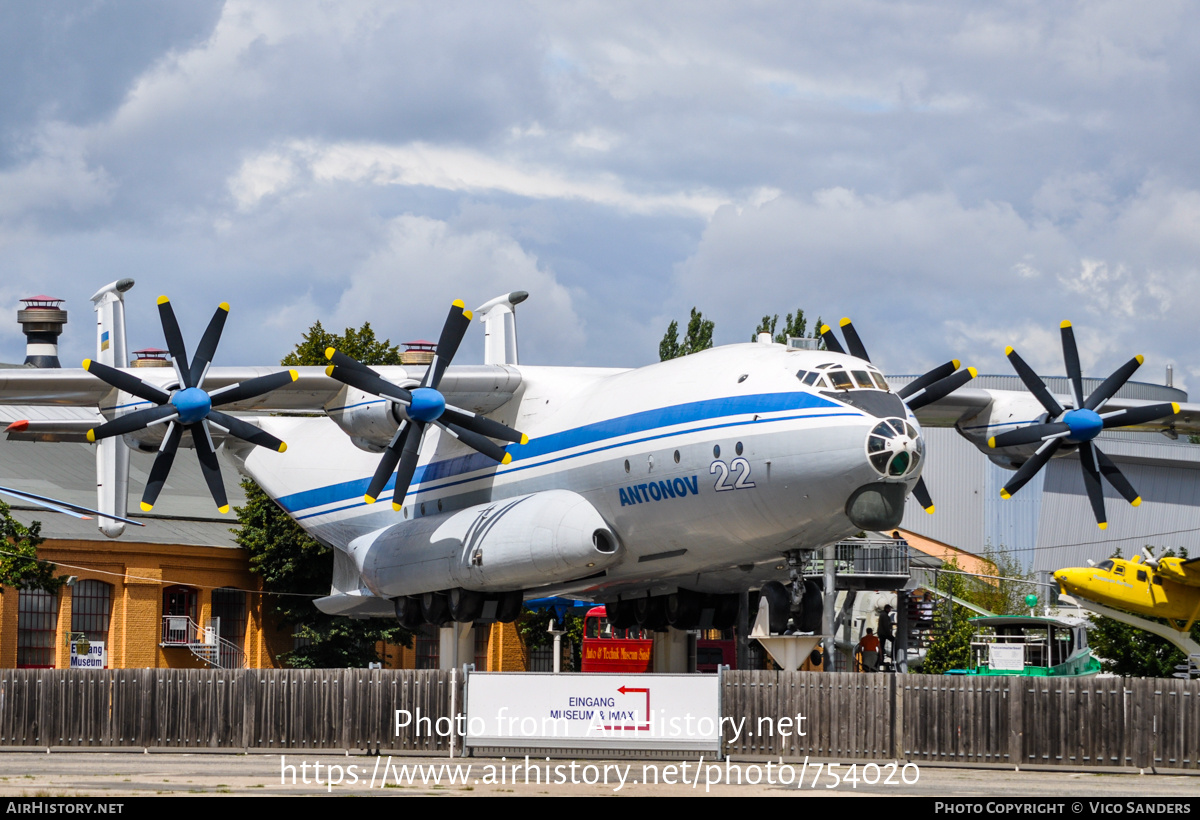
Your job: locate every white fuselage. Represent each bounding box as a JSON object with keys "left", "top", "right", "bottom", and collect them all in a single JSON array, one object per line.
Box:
[{"left": 243, "top": 343, "right": 922, "bottom": 601}]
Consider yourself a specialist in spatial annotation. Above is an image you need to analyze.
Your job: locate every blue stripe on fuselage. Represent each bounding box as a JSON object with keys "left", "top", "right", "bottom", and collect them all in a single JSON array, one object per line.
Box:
[{"left": 276, "top": 390, "right": 848, "bottom": 515}]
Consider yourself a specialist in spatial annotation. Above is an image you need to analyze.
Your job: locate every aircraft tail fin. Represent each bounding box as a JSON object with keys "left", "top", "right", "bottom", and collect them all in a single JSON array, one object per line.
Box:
[{"left": 475, "top": 291, "right": 528, "bottom": 365}]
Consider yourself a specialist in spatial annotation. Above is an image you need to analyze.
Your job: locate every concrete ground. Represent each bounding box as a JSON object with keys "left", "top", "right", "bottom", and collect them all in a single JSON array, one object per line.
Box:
[{"left": 0, "top": 752, "right": 1196, "bottom": 797}]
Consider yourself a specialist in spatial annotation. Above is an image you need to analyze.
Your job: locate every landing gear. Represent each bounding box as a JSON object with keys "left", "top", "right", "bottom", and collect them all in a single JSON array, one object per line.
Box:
[
  {"left": 422, "top": 591, "right": 451, "bottom": 626},
  {"left": 494, "top": 590, "right": 523, "bottom": 623},
  {"left": 448, "top": 588, "right": 484, "bottom": 622},
  {"left": 666, "top": 589, "right": 702, "bottom": 629},
  {"left": 393, "top": 595, "right": 424, "bottom": 630},
  {"left": 634, "top": 596, "right": 669, "bottom": 631},
  {"left": 606, "top": 599, "right": 637, "bottom": 629},
  {"left": 760, "top": 581, "right": 791, "bottom": 634}
]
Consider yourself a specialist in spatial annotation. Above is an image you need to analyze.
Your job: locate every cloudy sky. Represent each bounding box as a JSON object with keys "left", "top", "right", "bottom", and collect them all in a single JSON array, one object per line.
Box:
[{"left": 3, "top": 1, "right": 1199, "bottom": 389}]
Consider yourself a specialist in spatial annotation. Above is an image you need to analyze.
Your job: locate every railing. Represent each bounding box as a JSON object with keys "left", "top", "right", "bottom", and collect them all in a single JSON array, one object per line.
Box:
[
  {"left": 802, "top": 539, "right": 911, "bottom": 578},
  {"left": 160, "top": 616, "right": 245, "bottom": 669}
]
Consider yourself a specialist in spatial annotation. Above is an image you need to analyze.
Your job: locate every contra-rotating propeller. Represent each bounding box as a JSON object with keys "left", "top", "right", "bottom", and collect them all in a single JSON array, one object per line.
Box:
[
  {"left": 83, "top": 296, "right": 298, "bottom": 513},
  {"left": 325, "top": 299, "right": 527, "bottom": 510},
  {"left": 819, "top": 317, "right": 977, "bottom": 514},
  {"left": 988, "top": 320, "right": 1179, "bottom": 529}
]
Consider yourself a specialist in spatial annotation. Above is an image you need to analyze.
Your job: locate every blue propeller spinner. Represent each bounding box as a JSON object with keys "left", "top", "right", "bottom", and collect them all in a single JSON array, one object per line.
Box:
[
  {"left": 987, "top": 320, "right": 1180, "bottom": 529},
  {"left": 324, "top": 299, "right": 527, "bottom": 510},
  {"left": 83, "top": 296, "right": 298, "bottom": 513}
]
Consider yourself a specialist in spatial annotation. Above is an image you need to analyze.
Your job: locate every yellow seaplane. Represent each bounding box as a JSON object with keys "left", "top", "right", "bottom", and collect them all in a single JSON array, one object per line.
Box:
[{"left": 1054, "top": 550, "right": 1200, "bottom": 670}]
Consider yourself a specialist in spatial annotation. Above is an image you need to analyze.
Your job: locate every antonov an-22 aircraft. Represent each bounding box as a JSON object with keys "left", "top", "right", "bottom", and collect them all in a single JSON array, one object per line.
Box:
[{"left": 2, "top": 282, "right": 1199, "bottom": 633}]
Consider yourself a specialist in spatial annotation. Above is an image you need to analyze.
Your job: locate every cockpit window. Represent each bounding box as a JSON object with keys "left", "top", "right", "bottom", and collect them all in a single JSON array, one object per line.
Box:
[
  {"left": 802, "top": 371, "right": 820, "bottom": 385},
  {"left": 827, "top": 370, "right": 853, "bottom": 390},
  {"left": 870, "top": 371, "right": 890, "bottom": 391},
  {"left": 852, "top": 370, "right": 874, "bottom": 389},
  {"left": 1096, "top": 560, "right": 1114, "bottom": 572}
]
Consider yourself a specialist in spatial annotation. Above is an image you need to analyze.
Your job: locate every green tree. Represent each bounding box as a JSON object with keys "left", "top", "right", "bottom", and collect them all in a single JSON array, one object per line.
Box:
[
  {"left": 921, "top": 559, "right": 976, "bottom": 674},
  {"left": 0, "top": 502, "right": 61, "bottom": 593},
  {"left": 752, "top": 308, "right": 823, "bottom": 345},
  {"left": 518, "top": 606, "right": 587, "bottom": 671},
  {"left": 659, "top": 308, "right": 715, "bottom": 361},
  {"left": 234, "top": 321, "right": 410, "bottom": 667}
]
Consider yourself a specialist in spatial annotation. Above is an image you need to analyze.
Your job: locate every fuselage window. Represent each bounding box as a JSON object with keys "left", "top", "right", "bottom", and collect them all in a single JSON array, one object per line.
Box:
[
  {"left": 1113, "top": 565, "right": 1125, "bottom": 576},
  {"left": 1136, "top": 569, "right": 1147, "bottom": 582}
]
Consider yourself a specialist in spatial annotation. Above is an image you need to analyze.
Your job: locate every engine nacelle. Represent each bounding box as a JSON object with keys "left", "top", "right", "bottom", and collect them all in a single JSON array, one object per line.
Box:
[
  {"left": 955, "top": 392, "right": 1054, "bottom": 468},
  {"left": 324, "top": 384, "right": 414, "bottom": 453},
  {"left": 346, "top": 490, "right": 622, "bottom": 599}
]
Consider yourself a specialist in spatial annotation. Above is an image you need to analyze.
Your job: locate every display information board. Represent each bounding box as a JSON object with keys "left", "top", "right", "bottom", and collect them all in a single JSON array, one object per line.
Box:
[{"left": 462, "top": 672, "right": 721, "bottom": 751}]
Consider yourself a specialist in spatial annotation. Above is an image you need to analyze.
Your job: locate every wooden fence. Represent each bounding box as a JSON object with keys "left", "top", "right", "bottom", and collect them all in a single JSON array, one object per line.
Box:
[{"left": 1, "top": 668, "right": 1196, "bottom": 770}]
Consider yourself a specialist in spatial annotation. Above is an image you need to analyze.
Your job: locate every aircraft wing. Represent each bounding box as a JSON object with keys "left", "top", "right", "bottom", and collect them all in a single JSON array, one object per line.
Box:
[{"left": 0, "top": 364, "right": 523, "bottom": 415}]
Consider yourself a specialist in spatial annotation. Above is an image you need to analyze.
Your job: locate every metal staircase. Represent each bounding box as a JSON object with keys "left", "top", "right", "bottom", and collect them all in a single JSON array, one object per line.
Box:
[{"left": 161, "top": 615, "right": 245, "bottom": 669}]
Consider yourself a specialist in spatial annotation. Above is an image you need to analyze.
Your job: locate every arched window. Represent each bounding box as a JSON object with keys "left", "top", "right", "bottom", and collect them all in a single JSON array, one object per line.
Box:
[
  {"left": 162, "top": 585, "right": 197, "bottom": 621},
  {"left": 71, "top": 580, "right": 112, "bottom": 645},
  {"left": 17, "top": 587, "right": 58, "bottom": 668}
]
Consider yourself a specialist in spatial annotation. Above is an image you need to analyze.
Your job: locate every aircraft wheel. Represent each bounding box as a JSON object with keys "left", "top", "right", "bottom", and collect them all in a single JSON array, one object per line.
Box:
[
  {"left": 760, "top": 581, "right": 790, "bottom": 634},
  {"left": 448, "top": 588, "right": 484, "bottom": 622},
  {"left": 422, "top": 591, "right": 451, "bottom": 626},
  {"left": 711, "top": 594, "right": 739, "bottom": 630},
  {"left": 666, "top": 589, "right": 702, "bottom": 629},
  {"left": 800, "top": 580, "right": 824, "bottom": 633},
  {"left": 495, "top": 590, "right": 523, "bottom": 623},
  {"left": 607, "top": 600, "right": 636, "bottom": 629},
  {"left": 635, "top": 596, "right": 668, "bottom": 630},
  {"left": 393, "top": 596, "right": 424, "bottom": 630}
]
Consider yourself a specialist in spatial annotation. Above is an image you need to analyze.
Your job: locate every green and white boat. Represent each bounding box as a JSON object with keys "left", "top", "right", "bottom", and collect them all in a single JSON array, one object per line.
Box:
[{"left": 948, "top": 615, "right": 1101, "bottom": 677}]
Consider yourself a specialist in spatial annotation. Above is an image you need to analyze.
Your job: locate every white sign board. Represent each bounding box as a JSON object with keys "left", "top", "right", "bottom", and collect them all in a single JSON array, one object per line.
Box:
[
  {"left": 69, "top": 641, "right": 106, "bottom": 669},
  {"left": 464, "top": 673, "right": 721, "bottom": 751},
  {"left": 988, "top": 643, "right": 1025, "bottom": 671}
]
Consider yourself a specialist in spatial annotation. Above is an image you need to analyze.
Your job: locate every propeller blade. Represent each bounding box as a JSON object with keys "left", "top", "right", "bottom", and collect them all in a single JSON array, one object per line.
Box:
[
  {"left": 441, "top": 405, "right": 527, "bottom": 445},
  {"left": 838, "top": 318, "right": 870, "bottom": 361},
  {"left": 1094, "top": 445, "right": 1141, "bottom": 506},
  {"left": 1000, "top": 438, "right": 1063, "bottom": 499},
  {"left": 425, "top": 300, "right": 473, "bottom": 389},
  {"left": 1084, "top": 355, "right": 1143, "bottom": 411},
  {"left": 897, "top": 360, "right": 960, "bottom": 401},
  {"left": 1005, "top": 346, "right": 1064, "bottom": 417},
  {"left": 365, "top": 423, "right": 412, "bottom": 503},
  {"left": 325, "top": 348, "right": 377, "bottom": 374},
  {"left": 188, "top": 303, "right": 229, "bottom": 388},
  {"left": 818, "top": 324, "right": 846, "bottom": 355},
  {"left": 190, "top": 421, "right": 228, "bottom": 513},
  {"left": 208, "top": 369, "right": 299, "bottom": 407},
  {"left": 325, "top": 364, "right": 413, "bottom": 405},
  {"left": 988, "top": 422, "right": 1070, "bottom": 450},
  {"left": 207, "top": 410, "right": 286, "bottom": 452},
  {"left": 82, "top": 359, "right": 172, "bottom": 405},
  {"left": 438, "top": 421, "right": 511, "bottom": 463},
  {"left": 911, "top": 476, "right": 935, "bottom": 514},
  {"left": 1101, "top": 402, "right": 1180, "bottom": 430},
  {"left": 1079, "top": 441, "right": 1107, "bottom": 529},
  {"left": 141, "top": 422, "right": 183, "bottom": 511},
  {"left": 1060, "top": 321, "right": 1086, "bottom": 409},
  {"left": 904, "top": 367, "right": 977, "bottom": 411},
  {"left": 391, "top": 421, "right": 425, "bottom": 510},
  {"left": 87, "top": 405, "right": 178, "bottom": 442},
  {"left": 156, "top": 296, "right": 191, "bottom": 386}
]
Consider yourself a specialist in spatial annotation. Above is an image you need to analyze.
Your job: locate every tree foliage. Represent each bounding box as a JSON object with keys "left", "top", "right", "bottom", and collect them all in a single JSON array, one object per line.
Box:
[
  {"left": 659, "top": 308, "right": 715, "bottom": 361},
  {"left": 752, "top": 309, "right": 823, "bottom": 345},
  {"left": 921, "top": 560, "right": 976, "bottom": 674},
  {"left": 235, "top": 321, "right": 410, "bottom": 667},
  {"left": 518, "top": 606, "right": 587, "bottom": 671},
  {"left": 0, "top": 501, "right": 61, "bottom": 593}
]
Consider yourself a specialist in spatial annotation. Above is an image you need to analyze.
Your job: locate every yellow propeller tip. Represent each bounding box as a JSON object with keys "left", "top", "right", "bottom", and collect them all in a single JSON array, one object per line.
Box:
[
  {"left": 1098, "top": 522, "right": 1107, "bottom": 530},
  {"left": 392, "top": 503, "right": 402, "bottom": 512},
  {"left": 218, "top": 505, "right": 230, "bottom": 515},
  {"left": 364, "top": 495, "right": 376, "bottom": 504},
  {"left": 988, "top": 437, "right": 996, "bottom": 449},
  {"left": 1172, "top": 402, "right": 1180, "bottom": 414},
  {"left": 86, "top": 429, "right": 96, "bottom": 443},
  {"left": 325, "top": 347, "right": 336, "bottom": 360},
  {"left": 999, "top": 489, "right": 1011, "bottom": 500},
  {"left": 82, "top": 358, "right": 92, "bottom": 370},
  {"left": 819, "top": 324, "right": 831, "bottom": 335},
  {"left": 140, "top": 502, "right": 153, "bottom": 512},
  {"left": 452, "top": 299, "right": 465, "bottom": 309},
  {"left": 1132, "top": 496, "right": 1142, "bottom": 507},
  {"left": 1060, "top": 320, "right": 1072, "bottom": 328},
  {"left": 325, "top": 364, "right": 334, "bottom": 377},
  {"left": 277, "top": 442, "right": 287, "bottom": 453},
  {"left": 218, "top": 302, "right": 230, "bottom": 312},
  {"left": 463, "top": 309, "right": 473, "bottom": 320},
  {"left": 1135, "top": 354, "right": 1144, "bottom": 365},
  {"left": 1004, "top": 346, "right": 1014, "bottom": 356},
  {"left": 289, "top": 369, "right": 299, "bottom": 382},
  {"left": 520, "top": 434, "right": 529, "bottom": 445},
  {"left": 156, "top": 295, "right": 169, "bottom": 305},
  {"left": 925, "top": 505, "right": 935, "bottom": 514},
  {"left": 952, "top": 359, "right": 960, "bottom": 370},
  {"left": 838, "top": 317, "right": 852, "bottom": 327},
  {"left": 967, "top": 367, "right": 978, "bottom": 378},
  {"left": 502, "top": 453, "right": 513, "bottom": 465}
]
